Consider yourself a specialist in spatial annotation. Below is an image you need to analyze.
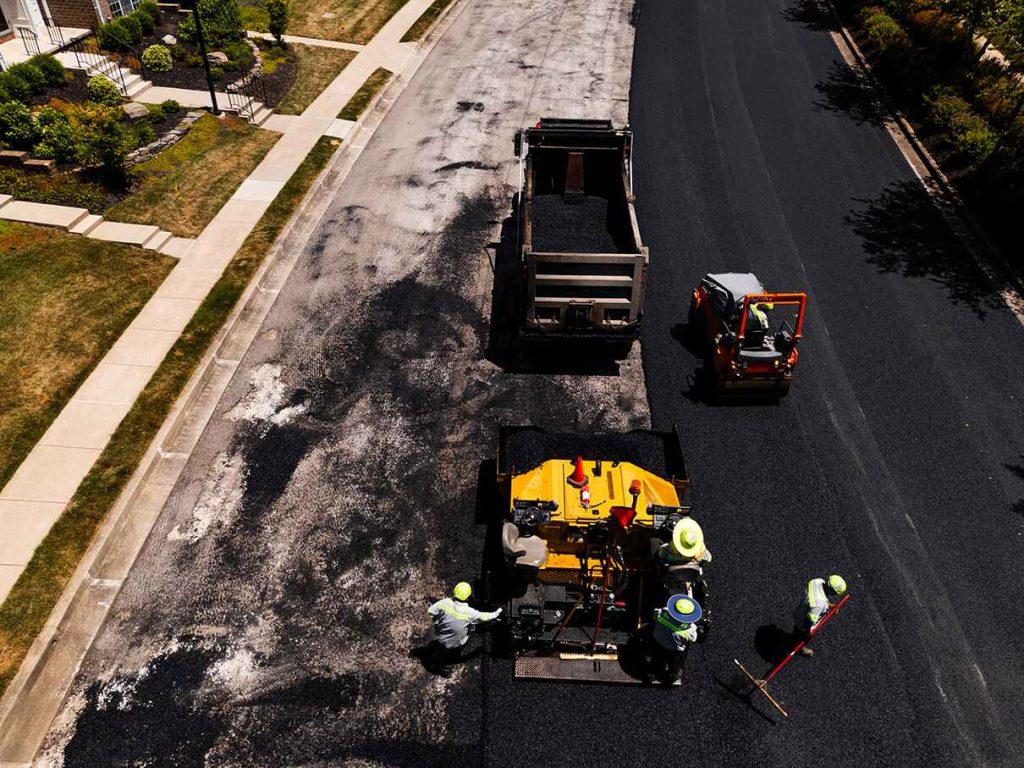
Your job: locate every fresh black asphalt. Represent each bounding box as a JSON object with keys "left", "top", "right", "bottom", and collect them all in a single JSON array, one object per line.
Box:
[{"left": 481, "top": 0, "right": 1024, "bottom": 765}]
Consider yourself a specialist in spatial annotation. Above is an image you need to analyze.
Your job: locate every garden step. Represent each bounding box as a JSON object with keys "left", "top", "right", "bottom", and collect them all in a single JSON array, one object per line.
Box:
[
  {"left": 126, "top": 79, "right": 153, "bottom": 99},
  {"left": 251, "top": 105, "right": 274, "bottom": 127},
  {"left": 69, "top": 214, "right": 104, "bottom": 236},
  {"left": 88, "top": 221, "right": 160, "bottom": 247},
  {"left": 142, "top": 230, "right": 174, "bottom": 252},
  {"left": 0, "top": 201, "right": 89, "bottom": 230}
]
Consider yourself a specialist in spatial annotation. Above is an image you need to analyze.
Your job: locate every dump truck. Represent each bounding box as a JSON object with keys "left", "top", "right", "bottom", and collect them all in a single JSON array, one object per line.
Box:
[
  {"left": 688, "top": 272, "right": 808, "bottom": 398},
  {"left": 491, "top": 426, "right": 710, "bottom": 684},
  {"left": 513, "top": 118, "right": 648, "bottom": 351}
]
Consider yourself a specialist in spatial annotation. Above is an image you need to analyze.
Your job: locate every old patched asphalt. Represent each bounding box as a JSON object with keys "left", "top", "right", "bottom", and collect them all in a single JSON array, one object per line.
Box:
[
  {"left": 34, "top": 0, "right": 1024, "bottom": 765},
  {"left": 481, "top": 1, "right": 1024, "bottom": 767}
]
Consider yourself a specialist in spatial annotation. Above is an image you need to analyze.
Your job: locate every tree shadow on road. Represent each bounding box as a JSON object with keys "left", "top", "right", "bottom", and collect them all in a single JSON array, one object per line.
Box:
[
  {"left": 845, "top": 179, "right": 1010, "bottom": 316},
  {"left": 1005, "top": 455, "right": 1024, "bottom": 518},
  {"left": 780, "top": 0, "right": 839, "bottom": 32},
  {"left": 813, "top": 61, "right": 890, "bottom": 127}
]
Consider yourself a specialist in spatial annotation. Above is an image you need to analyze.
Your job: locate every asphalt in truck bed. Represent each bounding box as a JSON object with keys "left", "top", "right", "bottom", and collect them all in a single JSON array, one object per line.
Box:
[{"left": 530, "top": 194, "right": 627, "bottom": 254}]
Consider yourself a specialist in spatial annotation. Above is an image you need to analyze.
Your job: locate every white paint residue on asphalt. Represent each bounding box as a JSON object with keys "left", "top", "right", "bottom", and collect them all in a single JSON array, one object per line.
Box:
[
  {"left": 167, "top": 453, "right": 246, "bottom": 543},
  {"left": 209, "top": 647, "right": 260, "bottom": 690},
  {"left": 225, "top": 362, "right": 307, "bottom": 425}
]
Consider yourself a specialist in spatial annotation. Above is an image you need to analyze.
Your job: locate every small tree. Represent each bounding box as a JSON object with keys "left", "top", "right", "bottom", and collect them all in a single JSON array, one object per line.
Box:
[
  {"left": 178, "top": 0, "right": 245, "bottom": 48},
  {"left": 267, "top": 0, "right": 288, "bottom": 46}
]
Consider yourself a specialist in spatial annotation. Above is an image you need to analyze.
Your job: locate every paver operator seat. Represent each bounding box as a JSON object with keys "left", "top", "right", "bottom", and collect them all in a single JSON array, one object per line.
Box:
[{"left": 502, "top": 522, "right": 548, "bottom": 568}]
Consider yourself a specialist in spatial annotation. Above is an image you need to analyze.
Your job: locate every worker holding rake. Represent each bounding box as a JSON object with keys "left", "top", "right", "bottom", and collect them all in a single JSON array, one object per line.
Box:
[{"left": 793, "top": 574, "right": 847, "bottom": 657}]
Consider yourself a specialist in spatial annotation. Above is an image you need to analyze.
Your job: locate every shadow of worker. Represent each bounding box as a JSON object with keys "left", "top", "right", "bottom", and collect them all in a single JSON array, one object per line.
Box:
[
  {"left": 755, "top": 624, "right": 797, "bottom": 666},
  {"left": 410, "top": 634, "right": 486, "bottom": 678}
]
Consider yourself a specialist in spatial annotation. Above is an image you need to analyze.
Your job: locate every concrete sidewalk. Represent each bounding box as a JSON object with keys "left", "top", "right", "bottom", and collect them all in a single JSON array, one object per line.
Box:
[{"left": 0, "top": 0, "right": 433, "bottom": 604}]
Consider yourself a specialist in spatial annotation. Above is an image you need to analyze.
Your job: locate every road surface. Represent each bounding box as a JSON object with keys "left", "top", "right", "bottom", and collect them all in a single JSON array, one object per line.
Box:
[
  {"left": 481, "top": 1, "right": 1024, "bottom": 767},
  {"left": 35, "top": 0, "right": 1024, "bottom": 765}
]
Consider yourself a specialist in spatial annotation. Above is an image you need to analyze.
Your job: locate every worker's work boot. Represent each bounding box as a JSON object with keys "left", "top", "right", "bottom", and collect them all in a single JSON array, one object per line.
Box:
[{"left": 799, "top": 646, "right": 814, "bottom": 657}]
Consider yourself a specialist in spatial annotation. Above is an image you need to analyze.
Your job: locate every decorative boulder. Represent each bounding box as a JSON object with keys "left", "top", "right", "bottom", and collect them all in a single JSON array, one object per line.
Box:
[
  {"left": 162, "top": 34, "right": 177, "bottom": 45},
  {"left": 207, "top": 51, "right": 229, "bottom": 64},
  {"left": 123, "top": 102, "right": 151, "bottom": 120}
]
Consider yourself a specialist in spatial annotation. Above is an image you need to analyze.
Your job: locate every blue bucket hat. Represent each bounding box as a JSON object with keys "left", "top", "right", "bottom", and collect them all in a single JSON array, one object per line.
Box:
[{"left": 665, "top": 594, "right": 702, "bottom": 624}]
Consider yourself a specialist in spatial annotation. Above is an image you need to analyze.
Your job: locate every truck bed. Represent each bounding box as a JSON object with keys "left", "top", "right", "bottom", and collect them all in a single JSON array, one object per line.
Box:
[{"left": 530, "top": 194, "right": 632, "bottom": 254}]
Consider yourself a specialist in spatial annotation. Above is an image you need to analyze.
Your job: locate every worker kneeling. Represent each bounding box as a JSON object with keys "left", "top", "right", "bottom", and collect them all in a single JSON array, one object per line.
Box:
[
  {"left": 648, "top": 595, "right": 702, "bottom": 685},
  {"left": 426, "top": 581, "right": 502, "bottom": 677}
]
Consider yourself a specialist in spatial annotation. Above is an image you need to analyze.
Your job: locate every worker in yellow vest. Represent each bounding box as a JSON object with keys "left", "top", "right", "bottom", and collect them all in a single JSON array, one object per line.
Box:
[
  {"left": 793, "top": 574, "right": 847, "bottom": 656},
  {"left": 427, "top": 581, "right": 502, "bottom": 675}
]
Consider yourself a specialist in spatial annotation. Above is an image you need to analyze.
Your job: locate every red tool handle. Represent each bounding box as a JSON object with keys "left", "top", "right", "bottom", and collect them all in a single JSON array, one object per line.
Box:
[{"left": 764, "top": 594, "right": 850, "bottom": 684}]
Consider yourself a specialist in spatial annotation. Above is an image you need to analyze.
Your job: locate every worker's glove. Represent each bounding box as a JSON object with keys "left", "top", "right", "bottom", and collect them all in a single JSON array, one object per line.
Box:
[{"left": 495, "top": 608, "right": 504, "bottom": 616}]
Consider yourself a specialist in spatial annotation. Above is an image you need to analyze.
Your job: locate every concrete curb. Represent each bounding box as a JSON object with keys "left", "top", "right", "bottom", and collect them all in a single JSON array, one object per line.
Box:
[
  {"left": 821, "top": 0, "right": 1024, "bottom": 318},
  {"left": 0, "top": 0, "right": 472, "bottom": 760}
]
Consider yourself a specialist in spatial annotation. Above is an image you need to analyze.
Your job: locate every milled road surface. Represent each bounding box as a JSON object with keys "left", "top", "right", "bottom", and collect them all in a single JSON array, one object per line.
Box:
[
  {"left": 33, "top": 0, "right": 1024, "bottom": 765},
  {"left": 38, "top": 0, "right": 642, "bottom": 765},
  {"left": 482, "top": 0, "right": 1024, "bottom": 766}
]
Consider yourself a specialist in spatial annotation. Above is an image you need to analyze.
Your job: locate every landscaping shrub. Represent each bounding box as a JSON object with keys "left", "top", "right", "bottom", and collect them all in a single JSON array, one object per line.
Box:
[
  {"left": 87, "top": 75, "right": 123, "bottom": 106},
  {"left": 0, "top": 168, "right": 107, "bottom": 210},
  {"left": 161, "top": 99, "right": 181, "bottom": 114},
  {"left": 926, "top": 86, "right": 971, "bottom": 129},
  {"left": 222, "top": 39, "right": 254, "bottom": 70},
  {"left": 178, "top": 0, "right": 245, "bottom": 48},
  {"left": 142, "top": 44, "right": 174, "bottom": 72},
  {"left": 119, "top": 13, "right": 144, "bottom": 43},
  {"left": 65, "top": 102, "right": 136, "bottom": 177},
  {"left": 6, "top": 62, "right": 46, "bottom": 95},
  {"left": 0, "top": 102, "right": 39, "bottom": 149},
  {"left": 35, "top": 119, "right": 79, "bottom": 165},
  {"left": 138, "top": 0, "right": 162, "bottom": 28},
  {"left": 953, "top": 119, "right": 997, "bottom": 162},
  {"left": 209, "top": 66, "right": 224, "bottom": 80},
  {"left": 860, "top": 7, "right": 908, "bottom": 51},
  {"left": 267, "top": 0, "right": 288, "bottom": 46},
  {"left": 28, "top": 56, "right": 66, "bottom": 88},
  {"left": 98, "top": 18, "right": 135, "bottom": 51}
]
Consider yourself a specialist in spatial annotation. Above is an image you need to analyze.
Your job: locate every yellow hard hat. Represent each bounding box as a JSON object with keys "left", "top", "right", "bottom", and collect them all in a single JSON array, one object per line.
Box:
[
  {"left": 671, "top": 518, "right": 705, "bottom": 558},
  {"left": 453, "top": 582, "right": 472, "bottom": 601},
  {"left": 828, "top": 574, "right": 847, "bottom": 595}
]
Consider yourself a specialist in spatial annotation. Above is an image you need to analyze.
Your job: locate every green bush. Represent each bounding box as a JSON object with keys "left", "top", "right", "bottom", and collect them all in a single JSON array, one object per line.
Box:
[
  {"left": 35, "top": 105, "right": 68, "bottom": 129},
  {"left": 142, "top": 44, "right": 174, "bottom": 72},
  {"left": 160, "top": 99, "right": 181, "bottom": 114},
  {"left": 178, "top": 0, "right": 245, "bottom": 47},
  {"left": 0, "top": 168, "right": 107, "bottom": 210},
  {"left": 65, "top": 102, "right": 136, "bottom": 177},
  {"left": 98, "top": 18, "right": 135, "bottom": 51},
  {"left": 925, "top": 86, "right": 970, "bottom": 130},
  {"left": 209, "top": 66, "right": 224, "bottom": 80},
  {"left": 87, "top": 75, "right": 123, "bottom": 106},
  {"left": 860, "top": 8, "right": 908, "bottom": 51},
  {"left": 267, "top": 0, "right": 287, "bottom": 45},
  {"left": 35, "top": 120, "right": 79, "bottom": 165},
  {"left": 954, "top": 122, "right": 997, "bottom": 163},
  {"left": 134, "top": 9, "right": 155, "bottom": 36},
  {"left": 0, "top": 102, "right": 39, "bottom": 149},
  {"left": 138, "top": 0, "right": 162, "bottom": 27},
  {"left": 7, "top": 62, "right": 46, "bottom": 95},
  {"left": 185, "top": 52, "right": 204, "bottom": 68},
  {"left": 120, "top": 13, "right": 144, "bottom": 43},
  {"left": 28, "top": 56, "right": 66, "bottom": 88},
  {"left": 240, "top": 4, "right": 269, "bottom": 32},
  {"left": 222, "top": 39, "right": 254, "bottom": 70}
]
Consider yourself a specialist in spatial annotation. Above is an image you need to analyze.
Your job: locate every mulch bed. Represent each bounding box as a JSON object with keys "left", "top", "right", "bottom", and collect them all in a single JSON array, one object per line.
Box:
[
  {"left": 252, "top": 41, "right": 298, "bottom": 109},
  {"left": 28, "top": 70, "right": 91, "bottom": 108}
]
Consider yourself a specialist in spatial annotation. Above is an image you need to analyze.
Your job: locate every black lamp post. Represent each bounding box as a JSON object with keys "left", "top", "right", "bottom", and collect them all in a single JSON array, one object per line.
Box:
[{"left": 188, "top": 0, "right": 220, "bottom": 115}]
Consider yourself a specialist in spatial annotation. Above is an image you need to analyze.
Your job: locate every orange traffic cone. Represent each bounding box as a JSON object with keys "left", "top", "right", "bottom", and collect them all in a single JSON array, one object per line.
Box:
[{"left": 568, "top": 456, "right": 588, "bottom": 487}]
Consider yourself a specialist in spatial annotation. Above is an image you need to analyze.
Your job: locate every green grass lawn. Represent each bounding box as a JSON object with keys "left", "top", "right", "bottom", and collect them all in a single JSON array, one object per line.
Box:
[
  {"left": 0, "top": 222, "right": 175, "bottom": 492},
  {"left": 401, "top": 0, "right": 455, "bottom": 42},
  {"left": 0, "top": 137, "right": 341, "bottom": 699},
  {"left": 275, "top": 43, "right": 357, "bottom": 115},
  {"left": 288, "top": 0, "right": 410, "bottom": 44},
  {"left": 106, "top": 115, "right": 279, "bottom": 238},
  {"left": 338, "top": 67, "right": 393, "bottom": 120}
]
